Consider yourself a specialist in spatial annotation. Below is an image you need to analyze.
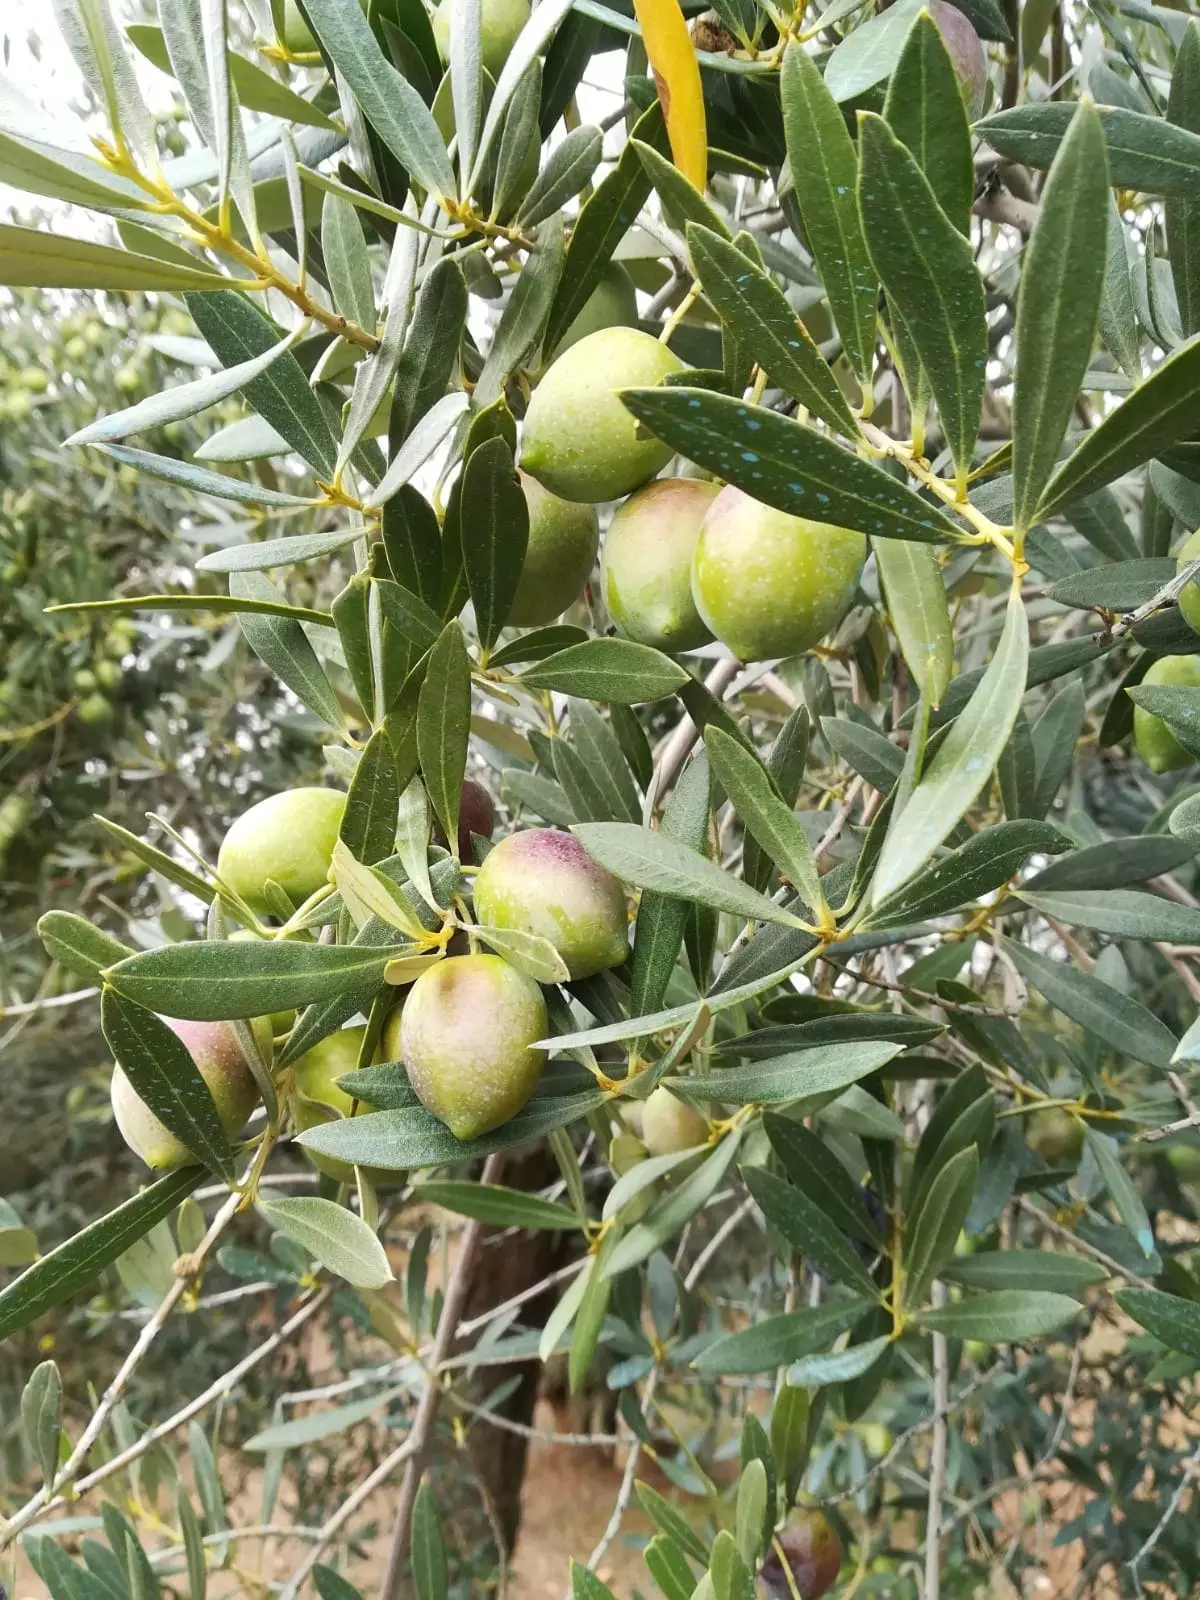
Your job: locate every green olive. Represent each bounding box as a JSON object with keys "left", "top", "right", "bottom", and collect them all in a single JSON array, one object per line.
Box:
[{"left": 216, "top": 788, "right": 346, "bottom": 917}]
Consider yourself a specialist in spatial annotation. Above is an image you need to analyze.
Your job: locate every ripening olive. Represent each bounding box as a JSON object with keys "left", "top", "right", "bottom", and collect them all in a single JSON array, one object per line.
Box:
[
  {"left": 1026, "top": 1107, "right": 1083, "bottom": 1166},
  {"left": 457, "top": 777, "right": 496, "bottom": 860},
  {"left": 472, "top": 828, "right": 628, "bottom": 979},
  {"left": 759, "top": 1508, "right": 843, "bottom": 1600},
  {"left": 641, "top": 1086, "right": 709, "bottom": 1155},
  {"left": 520, "top": 327, "right": 684, "bottom": 504},
  {"left": 691, "top": 485, "right": 866, "bottom": 662},
  {"left": 1133, "top": 654, "right": 1200, "bottom": 774},
  {"left": 509, "top": 472, "right": 600, "bottom": 626},
  {"left": 290, "top": 1025, "right": 385, "bottom": 1184},
  {"left": 111, "top": 1018, "right": 265, "bottom": 1169},
  {"left": 400, "top": 954, "right": 547, "bottom": 1139},
  {"left": 432, "top": 0, "right": 530, "bottom": 78},
  {"left": 216, "top": 788, "right": 346, "bottom": 917},
  {"left": 602, "top": 477, "right": 719, "bottom": 651}
]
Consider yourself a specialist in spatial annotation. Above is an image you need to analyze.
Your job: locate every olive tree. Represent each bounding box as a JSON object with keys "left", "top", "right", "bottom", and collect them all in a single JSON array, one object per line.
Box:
[{"left": 6, "top": 0, "right": 1200, "bottom": 1596}]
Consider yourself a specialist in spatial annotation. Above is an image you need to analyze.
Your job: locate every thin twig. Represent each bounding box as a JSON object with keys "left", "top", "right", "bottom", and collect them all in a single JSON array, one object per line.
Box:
[
  {"left": 0, "top": 984, "right": 98, "bottom": 1019},
  {"left": 652, "top": 658, "right": 742, "bottom": 794},
  {"left": 378, "top": 1152, "right": 507, "bottom": 1600},
  {"left": 924, "top": 1293, "right": 949, "bottom": 1599},
  {"left": 279, "top": 1435, "right": 419, "bottom": 1600}
]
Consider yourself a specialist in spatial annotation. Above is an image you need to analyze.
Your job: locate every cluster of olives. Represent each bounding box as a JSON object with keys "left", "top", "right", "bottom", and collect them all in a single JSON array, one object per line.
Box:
[
  {"left": 515, "top": 324, "right": 868, "bottom": 662},
  {"left": 113, "top": 784, "right": 705, "bottom": 1166}
]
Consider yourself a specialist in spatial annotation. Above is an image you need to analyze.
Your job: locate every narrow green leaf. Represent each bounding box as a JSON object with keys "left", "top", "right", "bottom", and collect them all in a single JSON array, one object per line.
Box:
[
  {"left": 100, "top": 445, "right": 314, "bottom": 509},
  {"left": 630, "top": 754, "right": 712, "bottom": 1016},
  {"left": 519, "top": 638, "right": 689, "bottom": 703},
  {"left": 411, "top": 1479, "right": 450, "bottom": 1600},
  {"left": 303, "top": 0, "right": 455, "bottom": 198},
  {"left": 872, "top": 537, "right": 954, "bottom": 704},
  {"left": 38, "top": 910, "right": 133, "bottom": 985},
  {"left": 687, "top": 223, "right": 859, "bottom": 436},
  {"left": 604, "top": 1133, "right": 743, "bottom": 1277},
  {"left": 979, "top": 101, "right": 1200, "bottom": 197},
  {"left": 543, "top": 100, "right": 665, "bottom": 352},
  {"left": 389, "top": 258, "right": 468, "bottom": 454},
  {"left": 416, "top": 622, "right": 472, "bottom": 848},
  {"left": 704, "top": 726, "right": 823, "bottom": 913},
  {"left": 858, "top": 112, "right": 985, "bottom": 485},
  {"left": 460, "top": 437, "right": 529, "bottom": 650},
  {"left": 902, "top": 1145, "right": 979, "bottom": 1310},
  {"left": 870, "top": 586, "right": 1029, "bottom": 904},
  {"left": 261, "top": 1197, "right": 392, "bottom": 1288},
  {"left": 569, "top": 1564, "right": 617, "bottom": 1600},
  {"left": 999, "top": 936, "right": 1177, "bottom": 1069},
  {"left": 475, "top": 214, "right": 564, "bottom": 407},
  {"left": 517, "top": 122, "right": 602, "bottom": 227},
  {"left": 1117, "top": 1286, "right": 1200, "bottom": 1358},
  {"left": 0, "top": 223, "right": 240, "bottom": 290},
  {"left": 0, "top": 1169, "right": 203, "bottom": 1340},
  {"left": 101, "top": 990, "right": 235, "bottom": 1179},
  {"left": 764, "top": 1113, "right": 881, "bottom": 1244},
  {"left": 780, "top": 42, "right": 878, "bottom": 383},
  {"left": 1019, "top": 886, "right": 1200, "bottom": 943},
  {"left": 48, "top": 592, "right": 333, "bottom": 627},
  {"left": 883, "top": 10, "right": 973, "bottom": 227},
  {"left": 1011, "top": 102, "right": 1109, "bottom": 533},
  {"left": 670, "top": 1039, "right": 902, "bottom": 1106},
  {"left": 321, "top": 191, "right": 376, "bottom": 332},
  {"left": 619, "top": 388, "right": 959, "bottom": 544},
  {"left": 410, "top": 1180, "right": 578, "bottom": 1229},
  {"left": 745, "top": 1166, "right": 879, "bottom": 1296},
  {"left": 865, "top": 819, "right": 1071, "bottom": 927},
  {"left": 942, "top": 1250, "right": 1106, "bottom": 1294},
  {"left": 340, "top": 728, "right": 400, "bottom": 864},
  {"left": 21, "top": 1360, "right": 62, "bottom": 1488},
  {"left": 914, "top": 1289, "right": 1081, "bottom": 1341},
  {"left": 231, "top": 571, "right": 345, "bottom": 731},
  {"left": 103, "top": 940, "right": 404, "bottom": 1020},
  {"left": 1168, "top": 22, "right": 1200, "bottom": 338},
  {"left": 693, "top": 1298, "right": 871, "bottom": 1374},
  {"left": 573, "top": 820, "right": 804, "bottom": 927},
  {"left": 187, "top": 290, "right": 339, "bottom": 477}
]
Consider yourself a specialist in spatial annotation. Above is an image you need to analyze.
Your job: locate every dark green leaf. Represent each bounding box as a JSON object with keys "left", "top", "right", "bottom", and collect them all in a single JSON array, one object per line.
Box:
[
  {"left": 38, "top": 911, "right": 133, "bottom": 985},
  {"left": 101, "top": 990, "right": 234, "bottom": 1179},
  {"left": 942, "top": 1249, "right": 1106, "bottom": 1295},
  {"left": 866, "top": 820, "right": 1072, "bottom": 927},
  {"left": 103, "top": 940, "right": 406, "bottom": 1020},
  {"left": 687, "top": 223, "right": 859, "bottom": 438},
  {"left": 519, "top": 638, "right": 689, "bottom": 703},
  {"left": 232, "top": 572, "right": 345, "bottom": 731},
  {"left": 409, "top": 1181, "right": 579, "bottom": 1229},
  {"left": 410, "top": 1479, "right": 449, "bottom": 1600},
  {"left": 620, "top": 388, "right": 959, "bottom": 544},
  {"left": 670, "top": 1040, "right": 902, "bottom": 1105},
  {"left": 1117, "top": 1286, "right": 1200, "bottom": 1357},
  {"left": 780, "top": 42, "right": 878, "bottom": 383},
  {"left": 902, "top": 1145, "right": 978, "bottom": 1309},
  {"left": 389, "top": 259, "right": 468, "bottom": 454},
  {"left": 1047, "top": 558, "right": 1175, "bottom": 611},
  {"left": 460, "top": 436, "right": 528, "bottom": 650},
  {"left": 187, "top": 291, "right": 339, "bottom": 476},
  {"left": 1010, "top": 102, "right": 1109, "bottom": 533},
  {"left": 340, "top": 728, "right": 400, "bottom": 864},
  {"left": 999, "top": 935, "right": 1177, "bottom": 1068},
  {"left": 915, "top": 1290, "right": 1081, "bottom": 1340},
  {"left": 692, "top": 1298, "right": 871, "bottom": 1374},
  {"left": 858, "top": 113, "right": 985, "bottom": 485},
  {"left": 979, "top": 102, "right": 1200, "bottom": 198},
  {"left": 883, "top": 11, "right": 973, "bottom": 227},
  {"left": 764, "top": 1113, "right": 881, "bottom": 1245},
  {"left": 630, "top": 754, "right": 712, "bottom": 1017},
  {"left": 744, "top": 1166, "right": 879, "bottom": 1295},
  {"left": 517, "top": 123, "right": 603, "bottom": 227},
  {"left": 705, "top": 726, "right": 822, "bottom": 913},
  {"left": 0, "top": 1168, "right": 202, "bottom": 1340},
  {"left": 1024, "top": 834, "right": 1193, "bottom": 892},
  {"left": 0, "top": 224, "right": 239, "bottom": 290},
  {"left": 417, "top": 622, "right": 472, "bottom": 850},
  {"left": 1019, "top": 886, "right": 1200, "bottom": 943}
]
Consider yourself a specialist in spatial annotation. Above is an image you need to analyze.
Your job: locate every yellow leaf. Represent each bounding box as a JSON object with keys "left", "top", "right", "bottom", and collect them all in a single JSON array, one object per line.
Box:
[{"left": 632, "top": 0, "right": 707, "bottom": 192}]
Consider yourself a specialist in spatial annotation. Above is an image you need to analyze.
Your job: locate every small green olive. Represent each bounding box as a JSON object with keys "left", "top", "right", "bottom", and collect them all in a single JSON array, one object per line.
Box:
[
  {"left": 602, "top": 477, "right": 719, "bottom": 651},
  {"left": 509, "top": 472, "right": 599, "bottom": 626},
  {"left": 1132, "top": 654, "right": 1200, "bottom": 774},
  {"left": 216, "top": 788, "right": 346, "bottom": 917},
  {"left": 640, "top": 1086, "right": 708, "bottom": 1155}
]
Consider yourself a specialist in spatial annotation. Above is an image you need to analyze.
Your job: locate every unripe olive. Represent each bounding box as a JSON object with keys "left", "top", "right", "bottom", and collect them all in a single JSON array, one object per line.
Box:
[
  {"left": 1167, "top": 1140, "right": 1200, "bottom": 1183},
  {"left": 94, "top": 658, "right": 123, "bottom": 695},
  {"left": 77, "top": 692, "right": 114, "bottom": 732},
  {"left": 552, "top": 264, "right": 639, "bottom": 358},
  {"left": 458, "top": 777, "right": 496, "bottom": 860},
  {"left": 19, "top": 366, "right": 47, "bottom": 393},
  {"left": 1026, "top": 1107, "right": 1083, "bottom": 1166},
  {"left": 115, "top": 363, "right": 141, "bottom": 395},
  {"left": 281, "top": 0, "right": 318, "bottom": 52},
  {"left": 1133, "top": 654, "right": 1200, "bottom": 774},
  {"left": 216, "top": 788, "right": 345, "bottom": 916},
  {"left": 432, "top": 0, "right": 530, "bottom": 78},
  {"left": 473, "top": 828, "right": 628, "bottom": 979},
  {"left": 641, "top": 1085, "right": 708, "bottom": 1155},
  {"left": 691, "top": 486, "right": 866, "bottom": 662},
  {"left": 509, "top": 472, "right": 600, "bottom": 625},
  {"left": 4, "top": 391, "right": 33, "bottom": 423},
  {"left": 930, "top": 0, "right": 987, "bottom": 117},
  {"left": 64, "top": 336, "right": 88, "bottom": 364},
  {"left": 111, "top": 1018, "right": 265, "bottom": 1169},
  {"left": 602, "top": 478, "right": 719, "bottom": 651},
  {"left": 400, "top": 954, "right": 547, "bottom": 1139},
  {"left": 72, "top": 667, "right": 98, "bottom": 694},
  {"left": 1177, "top": 526, "right": 1200, "bottom": 635},
  {"left": 759, "top": 1508, "right": 843, "bottom": 1600},
  {"left": 520, "top": 328, "right": 684, "bottom": 504},
  {"left": 291, "top": 1025, "right": 381, "bottom": 1184}
]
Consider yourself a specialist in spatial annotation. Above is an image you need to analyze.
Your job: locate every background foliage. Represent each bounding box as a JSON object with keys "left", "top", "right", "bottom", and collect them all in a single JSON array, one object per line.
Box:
[{"left": 7, "top": 0, "right": 1200, "bottom": 1597}]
